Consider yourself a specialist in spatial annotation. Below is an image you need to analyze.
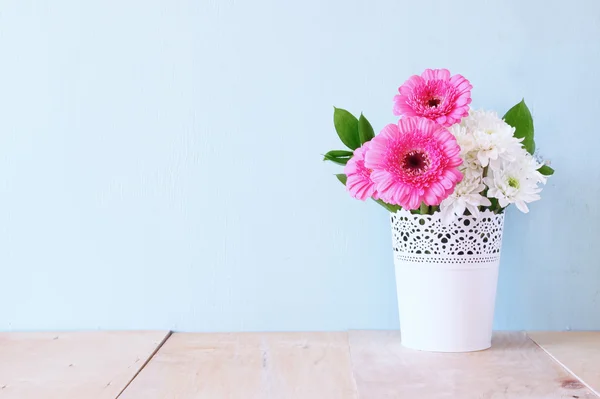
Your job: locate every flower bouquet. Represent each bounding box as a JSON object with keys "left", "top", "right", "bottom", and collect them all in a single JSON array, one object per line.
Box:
[{"left": 324, "top": 69, "right": 553, "bottom": 352}]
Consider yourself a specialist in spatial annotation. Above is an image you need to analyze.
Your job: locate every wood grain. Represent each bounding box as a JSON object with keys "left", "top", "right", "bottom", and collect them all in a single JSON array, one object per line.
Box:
[
  {"left": 348, "top": 330, "right": 598, "bottom": 399},
  {"left": 528, "top": 332, "right": 600, "bottom": 396},
  {"left": 0, "top": 331, "right": 169, "bottom": 399},
  {"left": 118, "top": 332, "right": 358, "bottom": 399}
]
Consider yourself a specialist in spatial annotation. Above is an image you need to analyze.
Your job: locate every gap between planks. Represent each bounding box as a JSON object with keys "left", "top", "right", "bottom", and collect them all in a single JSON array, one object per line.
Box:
[
  {"left": 115, "top": 330, "right": 173, "bottom": 399},
  {"left": 343, "top": 331, "right": 360, "bottom": 397},
  {"left": 527, "top": 332, "right": 600, "bottom": 398}
]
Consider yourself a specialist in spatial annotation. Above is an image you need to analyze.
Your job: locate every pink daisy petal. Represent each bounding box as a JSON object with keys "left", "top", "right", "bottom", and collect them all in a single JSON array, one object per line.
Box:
[
  {"left": 393, "top": 69, "right": 473, "bottom": 127},
  {"left": 343, "top": 142, "right": 378, "bottom": 201},
  {"left": 423, "top": 191, "right": 438, "bottom": 206},
  {"left": 447, "top": 168, "right": 463, "bottom": 182},
  {"left": 422, "top": 68, "right": 450, "bottom": 81},
  {"left": 430, "top": 182, "right": 445, "bottom": 197},
  {"left": 401, "top": 75, "right": 423, "bottom": 92},
  {"left": 364, "top": 116, "right": 463, "bottom": 210}
]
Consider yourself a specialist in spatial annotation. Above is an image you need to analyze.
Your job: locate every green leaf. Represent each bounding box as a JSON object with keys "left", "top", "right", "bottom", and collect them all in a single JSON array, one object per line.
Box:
[
  {"left": 335, "top": 173, "right": 401, "bottom": 213},
  {"left": 358, "top": 113, "right": 375, "bottom": 144},
  {"left": 488, "top": 197, "right": 500, "bottom": 212},
  {"left": 374, "top": 199, "right": 401, "bottom": 213},
  {"left": 335, "top": 174, "right": 347, "bottom": 185},
  {"left": 323, "top": 156, "right": 347, "bottom": 166},
  {"left": 503, "top": 99, "right": 535, "bottom": 155},
  {"left": 323, "top": 150, "right": 353, "bottom": 165},
  {"left": 333, "top": 107, "right": 361, "bottom": 150},
  {"left": 324, "top": 150, "right": 353, "bottom": 158},
  {"left": 538, "top": 164, "right": 555, "bottom": 176}
]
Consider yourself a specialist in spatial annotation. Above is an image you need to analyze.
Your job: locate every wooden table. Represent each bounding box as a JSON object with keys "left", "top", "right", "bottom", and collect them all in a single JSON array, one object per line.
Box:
[
  {"left": 0, "top": 331, "right": 169, "bottom": 399},
  {"left": 1, "top": 331, "right": 598, "bottom": 398}
]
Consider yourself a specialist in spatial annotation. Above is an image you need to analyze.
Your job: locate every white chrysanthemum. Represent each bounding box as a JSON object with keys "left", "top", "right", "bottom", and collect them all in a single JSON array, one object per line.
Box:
[
  {"left": 451, "top": 110, "right": 523, "bottom": 170},
  {"left": 461, "top": 151, "right": 485, "bottom": 180},
  {"left": 483, "top": 151, "right": 546, "bottom": 213},
  {"left": 448, "top": 123, "right": 475, "bottom": 154},
  {"left": 439, "top": 174, "right": 492, "bottom": 224},
  {"left": 448, "top": 122, "right": 483, "bottom": 180},
  {"left": 445, "top": 108, "right": 551, "bottom": 218}
]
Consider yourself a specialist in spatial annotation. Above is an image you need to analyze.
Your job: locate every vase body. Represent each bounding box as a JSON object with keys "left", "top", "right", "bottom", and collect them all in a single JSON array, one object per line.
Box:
[{"left": 391, "top": 209, "right": 505, "bottom": 352}]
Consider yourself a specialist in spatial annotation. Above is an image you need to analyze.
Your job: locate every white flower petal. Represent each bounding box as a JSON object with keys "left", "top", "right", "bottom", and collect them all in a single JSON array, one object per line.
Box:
[
  {"left": 466, "top": 203, "right": 480, "bottom": 218},
  {"left": 515, "top": 201, "right": 529, "bottom": 213},
  {"left": 476, "top": 151, "right": 488, "bottom": 167}
]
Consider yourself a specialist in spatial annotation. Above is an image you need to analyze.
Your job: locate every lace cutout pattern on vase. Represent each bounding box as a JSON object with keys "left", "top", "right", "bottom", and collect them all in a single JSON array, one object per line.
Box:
[{"left": 390, "top": 209, "right": 504, "bottom": 263}]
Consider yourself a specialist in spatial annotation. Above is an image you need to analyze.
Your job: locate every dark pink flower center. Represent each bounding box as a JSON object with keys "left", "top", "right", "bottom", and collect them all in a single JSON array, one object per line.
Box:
[
  {"left": 401, "top": 150, "right": 430, "bottom": 176},
  {"left": 427, "top": 97, "right": 441, "bottom": 108},
  {"left": 410, "top": 80, "right": 456, "bottom": 116}
]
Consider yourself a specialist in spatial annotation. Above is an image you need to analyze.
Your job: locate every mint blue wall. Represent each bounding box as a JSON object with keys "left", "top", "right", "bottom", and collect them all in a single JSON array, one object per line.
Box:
[{"left": 0, "top": 0, "right": 598, "bottom": 331}]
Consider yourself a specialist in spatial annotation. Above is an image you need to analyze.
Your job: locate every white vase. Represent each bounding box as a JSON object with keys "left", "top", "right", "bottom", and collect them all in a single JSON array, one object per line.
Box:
[{"left": 390, "top": 208, "right": 505, "bottom": 352}]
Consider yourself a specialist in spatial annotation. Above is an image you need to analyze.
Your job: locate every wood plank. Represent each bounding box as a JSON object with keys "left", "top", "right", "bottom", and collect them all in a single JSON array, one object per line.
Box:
[
  {"left": 348, "top": 330, "right": 598, "bottom": 398},
  {"left": 119, "top": 332, "right": 358, "bottom": 399},
  {"left": 528, "top": 332, "right": 600, "bottom": 396},
  {"left": 0, "top": 331, "right": 169, "bottom": 399}
]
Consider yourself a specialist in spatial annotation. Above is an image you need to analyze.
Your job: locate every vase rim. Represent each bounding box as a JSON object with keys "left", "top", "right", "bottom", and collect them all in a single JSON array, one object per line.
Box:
[{"left": 392, "top": 208, "right": 504, "bottom": 221}]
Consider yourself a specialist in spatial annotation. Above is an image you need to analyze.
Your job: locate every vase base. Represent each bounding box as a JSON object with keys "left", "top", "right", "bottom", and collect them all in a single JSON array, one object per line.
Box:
[{"left": 400, "top": 340, "right": 492, "bottom": 353}]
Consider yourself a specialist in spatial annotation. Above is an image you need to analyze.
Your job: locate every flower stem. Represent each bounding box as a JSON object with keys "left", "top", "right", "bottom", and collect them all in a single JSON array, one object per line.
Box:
[{"left": 419, "top": 202, "right": 429, "bottom": 215}]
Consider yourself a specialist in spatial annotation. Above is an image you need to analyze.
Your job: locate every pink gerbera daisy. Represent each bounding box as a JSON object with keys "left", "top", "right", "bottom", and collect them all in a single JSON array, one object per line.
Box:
[
  {"left": 344, "top": 142, "right": 379, "bottom": 201},
  {"left": 365, "top": 117, "right": 463, "bottom": 209},
  {"left": 393, "top": 69, "right": 472, "bottom": 127}
]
